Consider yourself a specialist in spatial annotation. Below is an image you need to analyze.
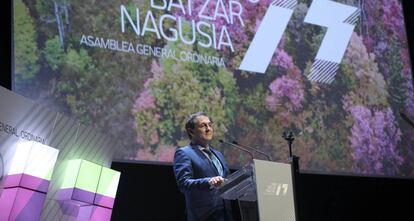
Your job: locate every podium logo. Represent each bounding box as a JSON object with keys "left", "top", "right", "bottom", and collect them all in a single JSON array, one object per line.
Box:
[
  {"left": 239, "top": 0, "right": 360, "bottom": 84},
  {"left": 264, "top": 182, "right": 289, "bottom": 196}
]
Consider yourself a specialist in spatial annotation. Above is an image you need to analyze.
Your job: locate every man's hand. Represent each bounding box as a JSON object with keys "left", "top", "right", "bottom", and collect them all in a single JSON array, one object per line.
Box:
[{"left": 208, "top": 176, "right": 225, "bottom": 187}]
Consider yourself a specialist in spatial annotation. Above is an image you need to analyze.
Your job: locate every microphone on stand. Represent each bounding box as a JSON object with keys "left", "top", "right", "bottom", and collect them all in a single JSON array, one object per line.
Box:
[
  {"left": 232, "top": 140, "right": 272, "bottom": 161},
  {"left": 218, "top": 139, "right": 254, "bottom": 162},
  {"left": 400, "top": 111, "right": 414, "bottom": 129}
]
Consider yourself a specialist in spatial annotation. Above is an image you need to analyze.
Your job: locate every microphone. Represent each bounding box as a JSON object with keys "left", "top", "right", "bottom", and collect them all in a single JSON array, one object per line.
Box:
[
  {"left": 400, "top": 111, "right": 414, "bottom": 129},
  {"left": 232, "top": 141, "right": 272, "bottom": 161},
  {"left": 218, "top": 139, "right": 254, "bottom": 162}
]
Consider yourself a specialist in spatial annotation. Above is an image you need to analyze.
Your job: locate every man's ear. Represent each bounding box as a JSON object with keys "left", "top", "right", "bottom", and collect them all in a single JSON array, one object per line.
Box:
[{"left": 188, "top": 128, "right": 194, "bottom": 136}]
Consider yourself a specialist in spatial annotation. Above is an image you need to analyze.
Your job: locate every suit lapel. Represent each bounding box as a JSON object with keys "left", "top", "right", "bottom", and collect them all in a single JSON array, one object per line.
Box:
[{"left": 190, "top": 145, "right": 219, "bottom": 176}]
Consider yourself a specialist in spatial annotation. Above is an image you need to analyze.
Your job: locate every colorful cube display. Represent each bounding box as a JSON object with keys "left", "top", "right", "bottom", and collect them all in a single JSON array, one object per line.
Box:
[
  {"left": 57, "top": 159, "right": 121, "bottom": 221},
  {"left": 1, "top": 141, "right": 59, "bottom": 192},
  {"left": 58, "top": 159, "right": 102, "bottom": 204},
  {"left": 0, "top": 141, "right": 59, "bottom": 221},
  {"left": 0, "top": 187, "right": 46, "bottom": 221},
  {"left": 90, "top": 206, "right": 113, "bottom": 221},
  {"left": 94, "top": 167, "right": 121, "bottom": 208}
]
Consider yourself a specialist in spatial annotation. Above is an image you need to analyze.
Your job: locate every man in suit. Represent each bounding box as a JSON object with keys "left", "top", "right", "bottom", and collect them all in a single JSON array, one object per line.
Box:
[{"left": 173, "top": 112, "right": 232, "bottom": 221}]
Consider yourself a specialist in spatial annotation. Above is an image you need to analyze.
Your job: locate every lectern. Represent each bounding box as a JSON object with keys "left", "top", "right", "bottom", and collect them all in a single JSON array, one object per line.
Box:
[{"left": 218, "top": 159, "right": 298, "bottom": 221}]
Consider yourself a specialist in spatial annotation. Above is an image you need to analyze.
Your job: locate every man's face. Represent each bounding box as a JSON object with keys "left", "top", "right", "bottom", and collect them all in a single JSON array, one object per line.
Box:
[{"left": 190, "top": 115, "right": 214, "bottom": 146}]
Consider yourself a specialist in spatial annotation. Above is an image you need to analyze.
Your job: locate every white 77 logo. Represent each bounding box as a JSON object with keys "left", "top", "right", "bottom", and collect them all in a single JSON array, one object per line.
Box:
[{"left": 239, "top": 0, "right": 360, "bottom": 84}]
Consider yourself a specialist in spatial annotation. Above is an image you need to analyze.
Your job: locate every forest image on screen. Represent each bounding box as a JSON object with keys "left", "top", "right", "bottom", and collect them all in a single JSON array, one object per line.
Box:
[{"left": 13, "top": 0, "right": 414, "bottom": 177}]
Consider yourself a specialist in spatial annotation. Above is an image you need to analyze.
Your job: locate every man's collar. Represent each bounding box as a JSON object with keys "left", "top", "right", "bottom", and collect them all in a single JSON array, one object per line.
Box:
[{"left": 190, "top": 142, "right": 210, "bottom": 150}]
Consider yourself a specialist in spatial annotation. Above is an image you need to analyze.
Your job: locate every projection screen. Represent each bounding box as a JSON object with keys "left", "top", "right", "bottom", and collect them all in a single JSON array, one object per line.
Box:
[{"left": 13, "top": 0, "right": 414, "bottom": 177}]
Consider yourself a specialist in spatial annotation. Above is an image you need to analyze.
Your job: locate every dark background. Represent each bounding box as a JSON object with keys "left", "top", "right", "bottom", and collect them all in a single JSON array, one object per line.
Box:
[
  {"left": 1, "top": 0, "right": 12, "bottom": 90},
  {"left": 2, "top": 1, "right": 414, "bottom": 220}
]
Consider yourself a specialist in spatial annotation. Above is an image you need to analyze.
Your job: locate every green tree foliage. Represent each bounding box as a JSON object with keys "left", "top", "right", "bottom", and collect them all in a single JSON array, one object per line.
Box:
[
  {"left": 28, "top": 0, "right": 159, "bottom": 152},
  {"left": 131, "top": 36, "right": 240, "bottom": 152},
  {"left": 341, "top": 33, "right": 389, "bottom": 108},
  {"left": 386, "top": 40, "right": 407, "bottom": 108},
  {"left": 133, "top": 56, "right": 239, "bottom": 148},
  {"left": 56, "top": 48, "right": 94, "bottom": 116},
  {"left": 14, "top": 0, "right": 39, "bottom": 88},
  {"left": 43, "top": 36, "right": 65, "bottom": 71}
]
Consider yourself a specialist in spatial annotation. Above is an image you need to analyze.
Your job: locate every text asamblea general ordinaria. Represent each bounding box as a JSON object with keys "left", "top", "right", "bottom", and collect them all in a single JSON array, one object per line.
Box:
[{"left": 80, "top": 35, "right": 225, "bottom": 67}]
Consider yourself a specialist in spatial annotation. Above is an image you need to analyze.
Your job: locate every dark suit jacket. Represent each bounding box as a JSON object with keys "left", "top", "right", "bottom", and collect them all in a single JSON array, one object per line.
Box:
[{"left": 173, "top": 144, "right": 231, "bottom": 221}]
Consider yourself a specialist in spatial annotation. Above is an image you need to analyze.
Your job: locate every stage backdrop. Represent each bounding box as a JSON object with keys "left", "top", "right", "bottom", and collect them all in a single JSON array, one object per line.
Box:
[{"left": 13, "top": 0, "right": 414, "bottom": 177}]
